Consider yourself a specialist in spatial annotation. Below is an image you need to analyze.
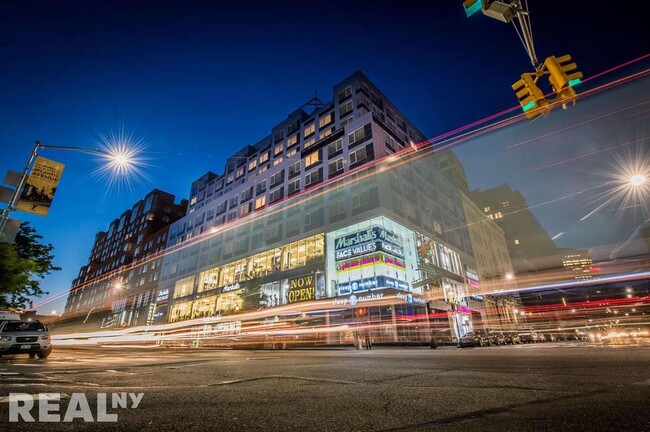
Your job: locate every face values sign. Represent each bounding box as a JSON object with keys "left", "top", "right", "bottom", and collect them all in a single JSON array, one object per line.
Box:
[
  {"left": 16, "top": 157, "right": 65, "bottom": 217},
  {"left": 287, "top": 274, "right": 316, "bottom": 304}
]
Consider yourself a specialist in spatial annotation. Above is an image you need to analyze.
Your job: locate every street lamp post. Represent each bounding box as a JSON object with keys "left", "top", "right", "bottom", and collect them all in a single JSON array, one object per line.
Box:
[{"left": 0, "top": 140, "right": 132, "bottom": 239}]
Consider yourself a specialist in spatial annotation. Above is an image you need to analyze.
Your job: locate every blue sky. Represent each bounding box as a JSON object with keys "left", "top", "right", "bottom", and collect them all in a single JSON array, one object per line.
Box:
[{"left": 0, "top": 0, "right": 647, "bottom": 313}]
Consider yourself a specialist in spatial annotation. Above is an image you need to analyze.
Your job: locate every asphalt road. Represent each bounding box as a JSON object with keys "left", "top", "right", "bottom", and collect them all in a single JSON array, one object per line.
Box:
[{"left": 0, "top": 342, "right": 649, "bottom": 431}]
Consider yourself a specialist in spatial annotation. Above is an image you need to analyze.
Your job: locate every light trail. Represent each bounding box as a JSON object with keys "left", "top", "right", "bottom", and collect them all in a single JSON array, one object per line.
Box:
[{"left": 27, "top": 58, "right": 650, "bottom": 315}]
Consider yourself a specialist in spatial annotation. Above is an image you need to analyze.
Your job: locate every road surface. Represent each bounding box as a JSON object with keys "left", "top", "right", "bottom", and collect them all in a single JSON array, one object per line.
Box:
[{"left": 1, "top": 342, "right": 649, "bottom": 431}]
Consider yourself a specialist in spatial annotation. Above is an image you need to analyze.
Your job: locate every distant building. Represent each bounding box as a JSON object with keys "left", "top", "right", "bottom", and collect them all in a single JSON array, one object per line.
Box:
[
  {"left": 469, "top": 183, "right": 560, "bottom": 273},
  {"left": 460, "top": 195, "right": 522, "bottom": 330},
  {"left": 562, "top": 250, "right": 598, "bottom": 282},
  {"left": 61, "top": 189, "right": 186, "bottom": 329}
]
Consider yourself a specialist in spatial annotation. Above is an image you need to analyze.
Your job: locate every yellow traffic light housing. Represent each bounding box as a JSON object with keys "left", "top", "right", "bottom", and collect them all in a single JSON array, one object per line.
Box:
[
  {"left": 543, "top": 54, "right": 583, "bottom": 107},
  {"left": 512, "top": 72, "right": 549, "bottom": 119}
]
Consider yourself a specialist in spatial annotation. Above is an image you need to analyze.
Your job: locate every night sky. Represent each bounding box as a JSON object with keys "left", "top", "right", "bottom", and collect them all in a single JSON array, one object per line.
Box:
[{"left": 0, "top": 0, "right": 647, "bottom": 313}]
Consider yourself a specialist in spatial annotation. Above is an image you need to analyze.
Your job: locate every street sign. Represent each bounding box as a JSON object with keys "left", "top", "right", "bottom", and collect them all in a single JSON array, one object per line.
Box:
[
  {"left": 0, "top": 186, "right": 14, "bottom": 204},
  {"left": 0, "top": 218, "right": 21, "bottom": 244},
  {"left": 2, "top": 170, "right": 21, "bottom": 187}
]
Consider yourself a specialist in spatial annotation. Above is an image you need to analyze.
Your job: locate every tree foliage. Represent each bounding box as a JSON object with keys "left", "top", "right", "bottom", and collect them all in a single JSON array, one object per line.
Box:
[{"left": 0, "top": 222, "right": 60, "bottom": 309}]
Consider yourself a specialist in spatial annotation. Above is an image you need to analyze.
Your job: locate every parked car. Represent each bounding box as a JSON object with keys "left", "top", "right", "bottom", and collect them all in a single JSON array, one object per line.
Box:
[
  {"left": 0, "top": 311, "right": 21, "bottom": 325},
  {"left": 546, "top": 333, "right": 556, "bottom": 342},
  {"left": 459, "top": 331, "right": 490, "bottom": 347},
  {"left": 487, "top": 332, "right": 506, "bottom": 346},
  {"left": 537, "top": 333, "right": 547, "bottom": 342},
  {"left": 0, "top": 320, "right": 52, "bottom": 358},
  {"left": 518, "top": 331, "right": 539, "bottom": 343},
  {"left": 504, "top": 332, "right": 521, "bottom": 344}
]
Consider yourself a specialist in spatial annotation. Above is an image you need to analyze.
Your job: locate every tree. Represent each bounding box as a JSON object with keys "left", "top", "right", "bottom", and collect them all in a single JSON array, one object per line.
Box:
[
  {"left": 238, "top": 278, "right": 268, "bottom": 312},
  {"left": 0, "top": 222, "right": 60, "bottom": 309}
]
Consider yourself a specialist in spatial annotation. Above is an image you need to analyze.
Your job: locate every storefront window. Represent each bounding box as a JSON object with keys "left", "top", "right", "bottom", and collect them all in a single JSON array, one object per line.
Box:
[
  {"left": 197, "top": 234, "right": 325, "bottom": 295},
  {"left": 173, "top": 276, "right": 196, "bottom": 299}
]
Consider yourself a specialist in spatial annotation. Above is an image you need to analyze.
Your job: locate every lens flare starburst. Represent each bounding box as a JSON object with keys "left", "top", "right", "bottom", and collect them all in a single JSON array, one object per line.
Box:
[
  {"left": 92, "top": 128, "right": 151, "bottom": 193},
  {"left": 581, "top": 144, "right": 650, "bottom": 222}
]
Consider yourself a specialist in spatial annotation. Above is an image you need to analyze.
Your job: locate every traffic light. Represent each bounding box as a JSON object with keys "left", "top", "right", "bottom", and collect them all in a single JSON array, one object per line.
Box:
[
  {"left": 463, "top": 0, "right": 483, "bottom": 17},
  {"left": 544, "top": 55, "right": 583, "bottom": 95},
  {"left": 512, "top": 72, "right": 549, "bottom": 119}
]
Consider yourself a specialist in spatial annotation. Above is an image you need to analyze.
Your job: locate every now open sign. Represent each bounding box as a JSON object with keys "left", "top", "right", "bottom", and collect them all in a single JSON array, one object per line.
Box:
[{"left": 287, "top": 274, "right": 315, "bottom": 303}]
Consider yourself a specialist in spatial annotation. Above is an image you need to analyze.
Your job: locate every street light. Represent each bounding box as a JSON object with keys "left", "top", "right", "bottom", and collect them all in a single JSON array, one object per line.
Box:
[
  {"left": 0, "top": 140, "right": 136, "bottom": 239},
  {"left": 630, "top": 174, "right": 646, "bottom": 186}
]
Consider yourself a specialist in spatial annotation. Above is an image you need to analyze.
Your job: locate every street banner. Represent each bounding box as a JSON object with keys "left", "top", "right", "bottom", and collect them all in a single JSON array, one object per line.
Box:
[{"left": 16, "top": 157, "right": 65, "bottom": 216}]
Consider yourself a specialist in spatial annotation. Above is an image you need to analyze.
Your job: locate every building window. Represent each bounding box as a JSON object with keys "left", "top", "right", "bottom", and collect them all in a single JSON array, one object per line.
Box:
[
  {"left": 514, "top": 239, "right": 520, "bottom": 245},
  {"left": 319, "top": 112, "right": 334, "bottom": 128},
  {"left": 328, "top": 158, "right": 344, "bottom": 177},
  {"left": 303, "top": 137, "right": 316, "bottom": 150},
  {"left": 258, "top": 165, "right": 268, "bottom": 174},
  {"left": 190, "top": 196, "right": 197, "bottom": 206},
  {"left": 303, "top": 123, "right": 315, "bottom": 138},
  {"left": 270, "top": 170, "right": 284, "bottom": 188},
  {"left": 236, "top": 166, "right": 245, "bottom": 178},
  {"left": 327, "top": 139, "right": 343, "bottom": 157},
  {"left": 240, "top": 202, "right": 252, "bottom": 216},
  {"left": 484, "top": 206, "right": 490, "bottom": 213},
  {"left": 305, "top": 169, "right": 322, "bottom": 186},
  {"left": 259, "top": 151, "right": 270, "bottom": 164},
  {"left": 248, "top": 159, "right": 257, "bottom": 171},
  {"left": 349, "top": 144, "right": 374, "bottom": 168},
  {"left": 339, "top": 100, "right": 353, "bottom": 117},
  {"left": 305, "top": 151, "right": 320, "bottom": 168},
  {"left": 287, "top": 134, "right": 298, "bottom": 147},
  {"left": 256, "top": 180, "right": 266, "bottom": 195},
  {"left": 338, "top": 86, "right": 352, "bottom": 101},
  {"left": 287, "top": 148, "right": 298, "bottom": 158},
  {"left": 318, "top": 127, "right": 333, "bottom": 140},
  {"left": 274, "top": 143, "right": 284, "bottom": 156},
  {"left": 269, "top": 187, "right": 284, "bottom": 203},
  {"left": 288, "top": 161, "right": 301, "bottom": 179},
  {"left": 241, "top": 187, "right": 253, "bottom": 202},
  {"left": 348, "top": 124, "right": 372, "bottom": 148},
  {"left": 273, "top": 157, "right": 283, "bottom": 166},
  {"left": 255, "top": 196, "right": 266, "bottom": 209},
  {"left": 288, "top": 178, "right": 300, "bottom": 195}
]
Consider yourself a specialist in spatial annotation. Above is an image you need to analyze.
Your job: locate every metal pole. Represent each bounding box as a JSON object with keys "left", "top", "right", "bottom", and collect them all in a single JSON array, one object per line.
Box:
[
  {"left": 0, "top": 141, "right": 113, "bottom": 241},
  {"left": 515, "top": 7, "right": 539, "bottom": 68},
  {"left": 0, "top": 140, "right": 41, "bottom": 239}
]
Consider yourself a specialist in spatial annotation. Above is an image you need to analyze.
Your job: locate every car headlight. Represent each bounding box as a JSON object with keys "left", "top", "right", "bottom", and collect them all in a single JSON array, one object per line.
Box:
[
  {"left": 0, "top": 336, "right": 12, "bottom": 341},
  {"left": 41, "top": 335, "right": 50, "bottom": 340}
]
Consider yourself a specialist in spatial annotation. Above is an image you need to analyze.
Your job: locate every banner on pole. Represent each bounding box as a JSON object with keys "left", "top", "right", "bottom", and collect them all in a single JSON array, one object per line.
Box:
[{"left": 16, "top": 157, "right": 65, "bottom": 216}]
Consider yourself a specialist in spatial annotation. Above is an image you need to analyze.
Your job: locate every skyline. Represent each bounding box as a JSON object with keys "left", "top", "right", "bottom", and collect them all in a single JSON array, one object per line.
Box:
[{"left": 1, "top": 1, "right": 648, "bottom": 313}]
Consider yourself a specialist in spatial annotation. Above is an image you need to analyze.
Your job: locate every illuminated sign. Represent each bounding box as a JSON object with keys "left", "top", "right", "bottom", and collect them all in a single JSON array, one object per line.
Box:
[
  {"left": 335, "top": 240, "right": 404, "bottom": 261},
  {"left": 466, "top": 270, "right": 480, "bottom": 281},
  {"left": 287, "top": 274, "right": 315, "bottom": 304},
  {"left": 396, "top": 292, "right": 427, "bottom": 305},
  {"left": 334, "top": 226, "right": 402, "bottom": 250},
  {"left": 336, "top": 253, "right": 406, "bottom": 273},
  {"left": 221, "top": 283, "right": 241, "bottom": 293},
  {"left": 338, "top": 276, "right": 409, "bottom": 295},
  {"left": 332, "top": 292, "right": 385, "bottom": 306},
  {"left": 156, "top": 289, "right": 169, "bottom": 302}
]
